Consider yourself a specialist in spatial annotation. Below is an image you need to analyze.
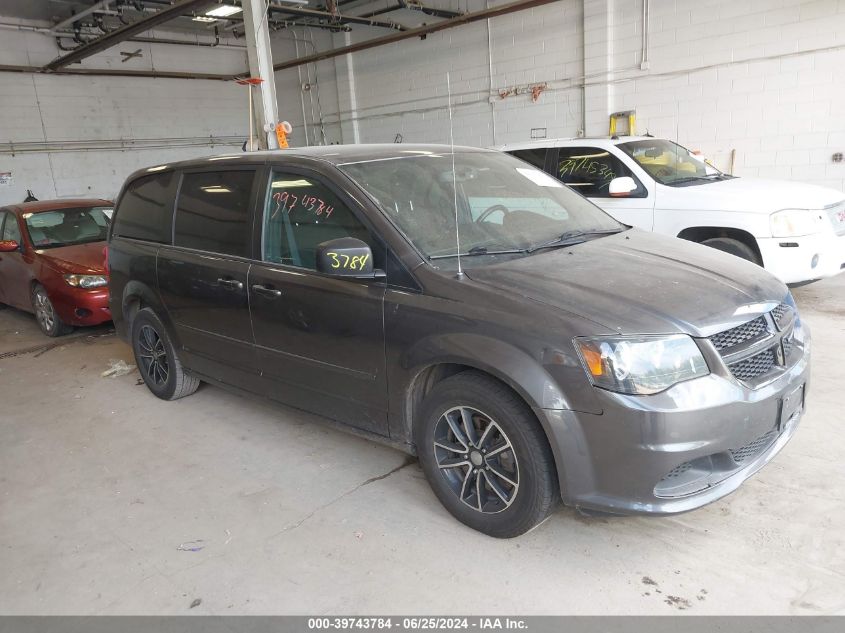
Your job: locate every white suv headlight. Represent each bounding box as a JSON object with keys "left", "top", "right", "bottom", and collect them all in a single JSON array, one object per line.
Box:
[
  {"left": 770, "top": 209, "right": 826, "bottom": 237},
  {"left": 574, "top": 335, "right": 709, "bottom": 395}
]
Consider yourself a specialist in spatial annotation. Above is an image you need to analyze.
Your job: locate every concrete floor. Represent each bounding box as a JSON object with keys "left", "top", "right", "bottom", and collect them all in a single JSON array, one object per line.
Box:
[{"left": 1, "top": 276, "right": 844, "bottom": 616}]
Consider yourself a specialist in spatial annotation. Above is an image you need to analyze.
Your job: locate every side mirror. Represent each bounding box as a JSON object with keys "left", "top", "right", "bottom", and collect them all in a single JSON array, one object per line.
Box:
[
  {"left": 316, "top": 237, "right": 384, "bottom": 279},
  {"left": 608, "top": 176, "right": 638, "bottom": 197},
  {"left": 0, "top": 240, "right": 19, "bottom": 253}
]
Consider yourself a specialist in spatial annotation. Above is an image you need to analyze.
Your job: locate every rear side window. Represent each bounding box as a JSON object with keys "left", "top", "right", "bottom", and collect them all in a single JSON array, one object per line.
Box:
[
  {"left": 509, "top": 148, "right": 547, "bottom": 170},
  {"left": 113, "top": 171, "right": 177, "bottom": 242},
  {"left": 174, "top": 170, "right": 256, "bottom": 258}
]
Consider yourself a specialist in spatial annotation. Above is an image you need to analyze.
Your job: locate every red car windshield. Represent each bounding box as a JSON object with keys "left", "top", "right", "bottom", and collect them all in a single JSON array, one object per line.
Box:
[{"left": 24, "top": 206, "right": 112, "bottom": 249}]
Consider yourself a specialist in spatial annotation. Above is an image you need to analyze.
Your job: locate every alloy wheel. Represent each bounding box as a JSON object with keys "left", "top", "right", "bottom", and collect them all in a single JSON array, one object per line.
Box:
[
  {"left": 433, "top": 406, "right": 520, "bottom": 514},
  {"left": 34, "top": 289, "right": 55, "bottom": 333},
  {"left": 137, "top": 325, "right": 169, "bottom": 386}
]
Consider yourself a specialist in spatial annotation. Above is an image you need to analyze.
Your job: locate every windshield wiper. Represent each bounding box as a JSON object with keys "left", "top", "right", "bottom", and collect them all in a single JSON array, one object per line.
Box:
[
  {"left": 527, "top": 228, "right": 624, "bottom": 253},
  {"left": 669, "top": 174, "right": 726, "bottom": 185},
  {"left": 428, "top": 245, "right": 527, "bottom": 260}
]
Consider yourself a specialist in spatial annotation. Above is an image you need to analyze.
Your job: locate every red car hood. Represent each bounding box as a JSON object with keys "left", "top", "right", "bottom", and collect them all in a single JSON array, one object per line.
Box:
[{"left": 36, "top": 241, "right": 108, "bottom": 275}]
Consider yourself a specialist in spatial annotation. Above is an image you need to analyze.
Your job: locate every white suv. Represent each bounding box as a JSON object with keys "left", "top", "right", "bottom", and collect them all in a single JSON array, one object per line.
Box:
[{"left": 498, "top": 136, "right": 845, "bottom": 285}]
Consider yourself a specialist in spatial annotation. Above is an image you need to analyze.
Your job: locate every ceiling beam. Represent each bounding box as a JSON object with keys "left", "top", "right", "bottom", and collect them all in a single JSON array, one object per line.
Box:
[
  {"left": 271, "top": 0, "right": 561, "bottom": 72},
  {"left": 1, "top": 63, "right": 234, "bottom": 81},
  {"left": 43, "top": 0, "right": 217, "bottom": 71}
]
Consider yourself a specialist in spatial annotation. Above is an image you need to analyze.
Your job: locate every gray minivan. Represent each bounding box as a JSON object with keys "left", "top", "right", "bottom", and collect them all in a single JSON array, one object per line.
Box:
[{"left": 107, "top": 145, "right": 810, "bottom": 537}]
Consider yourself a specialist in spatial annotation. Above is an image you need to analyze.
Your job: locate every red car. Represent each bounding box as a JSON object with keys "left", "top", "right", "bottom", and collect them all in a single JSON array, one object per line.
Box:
[{"left": 0, "top": 199, "right": 113, "bottom": 336}]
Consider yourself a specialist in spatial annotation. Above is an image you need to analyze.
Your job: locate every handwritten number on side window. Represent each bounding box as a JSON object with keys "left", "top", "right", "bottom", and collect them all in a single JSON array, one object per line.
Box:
[
  {"left": 272, "top": 191, "right": 334, "bottom": 219},
  {"left": 558, "top": 158, "right": 615, "bottom": 182}
]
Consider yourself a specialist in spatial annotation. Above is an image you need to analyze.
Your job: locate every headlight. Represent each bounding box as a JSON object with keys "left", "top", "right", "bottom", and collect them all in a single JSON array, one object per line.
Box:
[
  {"left": 770, "top": 209, "right": 826, "bottom": 237},
  {"left": 64, "top": 274, "right": 108, "bottom": 289},
  {"left": 783, "top": 289, "right": 799, "bottom": 324},
  {"left": 574, "top": 335, "right": 709, "bottom": 395}
]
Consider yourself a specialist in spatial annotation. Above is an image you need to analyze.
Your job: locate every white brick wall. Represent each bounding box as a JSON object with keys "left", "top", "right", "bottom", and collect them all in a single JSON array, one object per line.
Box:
[
  {"left": 297, "top": 0, "right": 845, "bottom": 192},
  {"left": 0, "top": 19, "right": 330, "bottom": 205},
  {"left": 604, "top": 0, "right": 845, "bottom": 189},
  {"left": 0, "top": 22, "right": 248, "bottom": 205},
  {"left": 3, "top": 0, "right": 844, "bottom": 205}
]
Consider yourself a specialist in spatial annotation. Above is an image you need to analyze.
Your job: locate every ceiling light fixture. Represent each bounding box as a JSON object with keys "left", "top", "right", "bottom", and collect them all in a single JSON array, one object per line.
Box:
[{"left": 205, "top": 4, "right": 243, "bottom": 18}]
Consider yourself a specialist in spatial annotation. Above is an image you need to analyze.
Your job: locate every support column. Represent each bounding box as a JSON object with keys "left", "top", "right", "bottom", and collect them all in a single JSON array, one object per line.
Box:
[{"left": 242, "top": 0, "right": 280, "bottom": 149}]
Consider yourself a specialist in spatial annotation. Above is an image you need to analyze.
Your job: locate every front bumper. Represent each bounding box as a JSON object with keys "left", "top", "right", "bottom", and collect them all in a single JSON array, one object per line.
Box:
[
  {"left": 538, "top": 326, "right": 811, "bottom": 515},
  {"left": 52, "top": 286, "right": 112, "bottom": 327},
  {"left": 758, "top": 231, "right": 845, "bottom": 284}
]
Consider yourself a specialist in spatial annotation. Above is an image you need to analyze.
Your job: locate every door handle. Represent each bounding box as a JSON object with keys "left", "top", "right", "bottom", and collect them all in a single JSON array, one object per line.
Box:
[
  {"left": 251, "top": 284, "right": 282, "bottom": 298},
  {"left": 217, "top": 278, "right": 244, "bottom": 290}
]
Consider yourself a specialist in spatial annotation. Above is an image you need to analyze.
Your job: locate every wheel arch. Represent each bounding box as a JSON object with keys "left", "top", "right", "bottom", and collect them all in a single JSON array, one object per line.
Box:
[
  {"left": 402, "top": 360, "right": 569, "bottom": 505},
  {"left": 677, "top": 226, "right": 763, "bottom": 264},
  {"left": 398, "top": 335, "right": 569, "bottom": 491},
  {"left": 119, "top": 281, "right": 175, "bottom": 344}
]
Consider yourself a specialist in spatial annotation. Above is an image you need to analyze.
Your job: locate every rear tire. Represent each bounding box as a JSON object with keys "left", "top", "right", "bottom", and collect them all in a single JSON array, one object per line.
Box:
[
  {"left": 701, "top": 237, "right": 761, "bottom": 265},
  {"left": 31, "top": 284, "right": 72, "bottom": 337},
  {"left": 414, "top": 370, "right": 559, "bottom": 538},
  {"left": 131, "top": 308, "right": 199, "bottom": 401}
]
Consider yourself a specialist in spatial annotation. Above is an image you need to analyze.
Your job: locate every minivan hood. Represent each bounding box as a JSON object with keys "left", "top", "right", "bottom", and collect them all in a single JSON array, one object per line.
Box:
[
  {"left": 464, "top": 230, "right": 787, "bottom": 337},
  {"left": 659, "top": 177, "right": 844, "bottom": 214},
  {"left": 36, "top": 241, "right": 107, "bottom": 275}
]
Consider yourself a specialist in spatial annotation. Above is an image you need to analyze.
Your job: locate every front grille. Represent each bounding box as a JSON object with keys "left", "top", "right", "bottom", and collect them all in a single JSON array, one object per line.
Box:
[
  {"left": 728, "top": 348, "right": 776, "bottom": 381},
  {"left": 783, "top": 330, "right": 794, "bottom": 357},
  {"left": 709, "top": 315, "right": 768, "bottom": 352},
  {"left": 708, "top": 304, "right": 801, "bottom": 386},
  {"left": 770, "top": 303, "right": 790, "bottom": 330},
  {"left": 729, "top": 429, "right": 778, "bottom": 464}
]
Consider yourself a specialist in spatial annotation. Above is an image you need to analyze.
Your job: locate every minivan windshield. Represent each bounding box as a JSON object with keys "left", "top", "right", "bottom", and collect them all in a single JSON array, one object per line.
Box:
[
  {"left": 24, "top": 206, "right": 112, "bottom": 249},
  {"left": 339, "top": 151, "right": 623, "bottom": 264},
  {"left": 618, "top": 139, "right": 730, "bottom": 186}
]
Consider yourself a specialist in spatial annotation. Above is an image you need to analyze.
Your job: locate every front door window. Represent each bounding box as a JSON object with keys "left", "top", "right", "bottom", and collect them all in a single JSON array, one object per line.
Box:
[{"left": 262, "top": 172, "right": 374, "bottom": 269}]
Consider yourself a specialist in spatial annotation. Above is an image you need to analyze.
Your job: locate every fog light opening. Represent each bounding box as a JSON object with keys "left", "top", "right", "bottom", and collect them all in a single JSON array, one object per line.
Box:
[{"left": 75, "top": 308, "right": 92, "bottom": 318}]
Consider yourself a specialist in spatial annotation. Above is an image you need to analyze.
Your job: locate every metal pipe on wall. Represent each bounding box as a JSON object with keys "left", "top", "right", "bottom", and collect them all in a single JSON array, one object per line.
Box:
[
  {"left": 486, "top": 0, "right": 497, "bottom": 145},
  {"left": 640, "top": 0, "right": 650, "bottom": 70},
  {"left": 301, "top": 28, "right": 328, "bottom": 144},
  {"left": 0, "top": 136, "right": 244, "bottom": 155},
  {"left": 292, "top": 32, "right": 311, "bottom": 146},
  {"left": 580, "top": 0, "right": 586, "bottom": 136},
  {"left": 266, "top": 2, "right": 406, "bottom": 31}
]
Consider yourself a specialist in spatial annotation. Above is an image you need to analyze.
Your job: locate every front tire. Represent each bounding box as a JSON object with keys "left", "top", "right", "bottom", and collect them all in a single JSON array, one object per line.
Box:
[
  {"left": 31, "top": 284, "right": 72, "bottom": 337},
  {"left": 701, "top": 237, "right": 761, "bottom": 265},
  {"left": 415, "top": 371, "right": 559, "bottom": 538},
  {"left": 131, "top": 308, "right": 199, "bottom": 401}
]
